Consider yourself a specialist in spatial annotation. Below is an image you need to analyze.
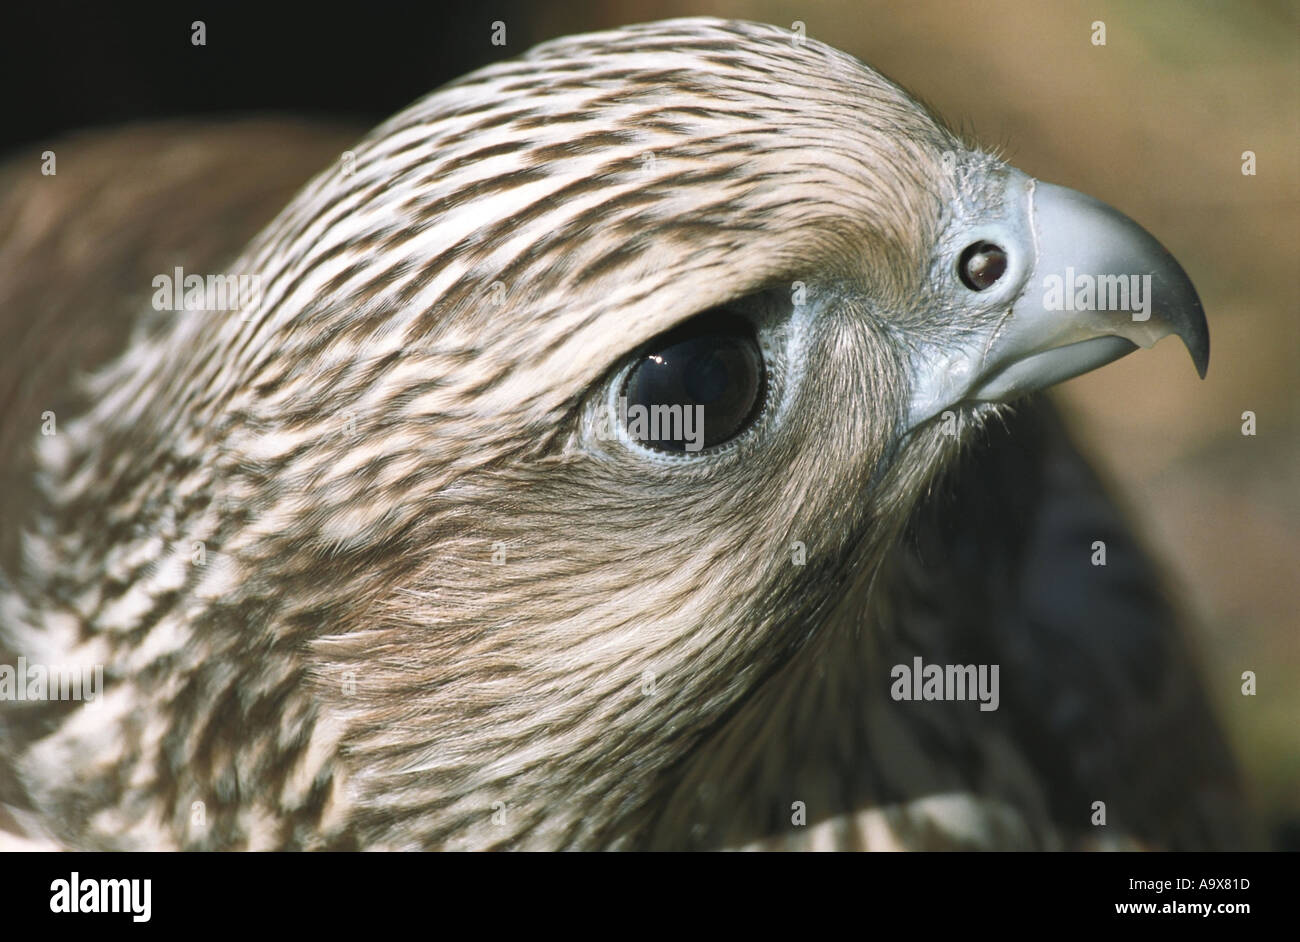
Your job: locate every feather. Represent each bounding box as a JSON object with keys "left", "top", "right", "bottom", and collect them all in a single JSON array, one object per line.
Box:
[{"left": 0, "top": 19, "right": 1248, "bottom": 850}]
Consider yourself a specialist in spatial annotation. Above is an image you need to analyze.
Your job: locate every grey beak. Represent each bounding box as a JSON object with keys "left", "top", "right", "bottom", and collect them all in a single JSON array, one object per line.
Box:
[
  {"left": 969, "top": 179, "right": 1209, "bottom": 403},
  {"left": 906, "top": 173, "right": 1210, "bottom": 429}
]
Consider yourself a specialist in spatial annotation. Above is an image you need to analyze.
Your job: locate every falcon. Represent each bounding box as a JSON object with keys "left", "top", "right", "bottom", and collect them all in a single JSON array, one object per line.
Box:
[{"left": 0, "top": 18, "right": 1249, "bottom": 850}]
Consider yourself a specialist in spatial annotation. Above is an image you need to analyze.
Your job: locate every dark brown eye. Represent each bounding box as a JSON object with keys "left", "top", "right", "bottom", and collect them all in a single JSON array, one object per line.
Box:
[
  {"left": 958, "top": 241, "right": 1008, "bottom": 291},
  {"left": 622, "top": 313, "right": 765, "bottom": 453}
]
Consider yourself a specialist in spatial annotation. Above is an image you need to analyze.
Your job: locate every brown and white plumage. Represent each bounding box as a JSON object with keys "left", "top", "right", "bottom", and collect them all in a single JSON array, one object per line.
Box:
[{"left": 0, "top": 19, "right": 1248, "bottom": 850}]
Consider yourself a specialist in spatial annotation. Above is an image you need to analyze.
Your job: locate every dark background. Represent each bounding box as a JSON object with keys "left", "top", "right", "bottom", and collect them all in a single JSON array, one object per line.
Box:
[{"left": 1, "top": 4, "right": 538, "bottom": 157}]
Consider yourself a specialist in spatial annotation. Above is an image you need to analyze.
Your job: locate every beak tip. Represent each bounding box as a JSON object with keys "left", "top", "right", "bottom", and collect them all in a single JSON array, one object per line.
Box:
[
  {"left": 1181, "top": 323, "right": 1209, "bottom": 379},
  {"left": 1181, "top": 294, "right": 1210, "bottom": 379}
]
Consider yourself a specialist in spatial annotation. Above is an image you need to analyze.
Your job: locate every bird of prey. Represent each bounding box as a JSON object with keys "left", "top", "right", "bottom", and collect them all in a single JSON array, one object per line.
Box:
[{"left": 0, "top": 18, "right": 1249, "bottom": 850}]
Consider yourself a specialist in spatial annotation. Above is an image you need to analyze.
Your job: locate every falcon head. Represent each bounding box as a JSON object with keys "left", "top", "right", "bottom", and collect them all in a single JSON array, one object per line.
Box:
[{"left": 4, "top": 18, "right": 1209, "bottom": 850}]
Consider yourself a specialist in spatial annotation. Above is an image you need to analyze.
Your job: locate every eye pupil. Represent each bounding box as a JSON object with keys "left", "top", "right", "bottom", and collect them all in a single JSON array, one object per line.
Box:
[
  {"left": 622, "top": 313, "right": 765, "bottom": 453},
  {"left": 958, "top": 241, "right": 1008, "bottom": 290},
  {"left": 683, "top": 351, "right": 729, "bottom": 403}
]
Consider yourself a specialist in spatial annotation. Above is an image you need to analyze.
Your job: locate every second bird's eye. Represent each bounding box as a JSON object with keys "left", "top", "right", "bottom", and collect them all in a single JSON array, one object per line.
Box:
[
  {"left": 958, "top": 241, "right": 1008, "bottom": 291},
  {"left": 621, "top": 313, "right": 765, "bottom": 453}
]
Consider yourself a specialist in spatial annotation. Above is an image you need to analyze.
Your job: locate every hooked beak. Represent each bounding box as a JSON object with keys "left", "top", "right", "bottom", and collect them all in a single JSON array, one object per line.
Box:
[{"left": 906, "top": 172, "right": 1209, "bottom": 430}]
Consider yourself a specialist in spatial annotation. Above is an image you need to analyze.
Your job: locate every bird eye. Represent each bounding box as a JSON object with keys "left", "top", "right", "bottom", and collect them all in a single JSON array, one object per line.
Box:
[
  {"left": 958, "top": 241, "right": 1008, "bottom": 291},
  {"left": 621, "top": 313, "right": 765, "bottom": 453}
]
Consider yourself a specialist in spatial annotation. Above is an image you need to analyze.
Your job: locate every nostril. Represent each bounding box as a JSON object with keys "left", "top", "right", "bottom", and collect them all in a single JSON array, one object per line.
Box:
[{"left": 958, "top": 241, "right": 1008, "bottom": 291}]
